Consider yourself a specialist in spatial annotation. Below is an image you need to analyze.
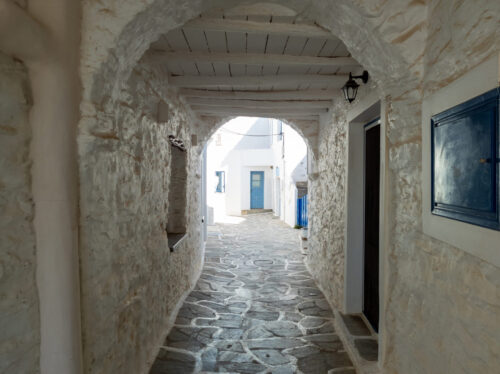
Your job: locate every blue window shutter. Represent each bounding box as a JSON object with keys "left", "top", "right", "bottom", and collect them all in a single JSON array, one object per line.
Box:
[
  {"left": 431, "top": 87, "right": 499, "bottom": 230},
  {"left": 215, "top": 171, "right": 225, "bottom": 193}
]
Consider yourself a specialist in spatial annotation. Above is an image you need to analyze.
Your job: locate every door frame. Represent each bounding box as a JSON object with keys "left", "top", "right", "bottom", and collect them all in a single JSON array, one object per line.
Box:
[{"left": 344, "top": 98, "right": 388, "bottom": 363}]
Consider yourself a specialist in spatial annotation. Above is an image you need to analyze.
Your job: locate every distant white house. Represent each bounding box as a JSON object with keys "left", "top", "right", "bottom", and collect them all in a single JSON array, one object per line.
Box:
[{"left": 206, "top": 116, "right": 308, "bottom": 227}]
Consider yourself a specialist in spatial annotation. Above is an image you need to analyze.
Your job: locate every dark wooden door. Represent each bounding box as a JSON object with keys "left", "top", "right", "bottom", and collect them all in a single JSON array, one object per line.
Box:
[{"left": 364, "top": 124, "right": 380, "bottom": 332}]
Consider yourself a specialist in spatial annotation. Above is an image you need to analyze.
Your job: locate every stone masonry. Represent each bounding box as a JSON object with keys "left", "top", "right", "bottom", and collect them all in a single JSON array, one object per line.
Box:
[{"left": 0, "top": 52, "right": 39, "bottom": 373}]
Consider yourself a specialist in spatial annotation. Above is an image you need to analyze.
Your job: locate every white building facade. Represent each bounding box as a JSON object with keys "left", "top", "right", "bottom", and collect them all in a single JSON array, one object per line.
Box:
[{"left": 206, "top": 117, "right": 307, "bottom": 226}]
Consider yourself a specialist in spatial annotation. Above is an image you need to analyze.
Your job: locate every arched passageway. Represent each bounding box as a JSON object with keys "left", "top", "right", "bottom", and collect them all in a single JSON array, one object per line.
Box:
[
  {"left": 149, "top": 115, "right": 351, "bottom": 373},
  {"left": 1, "top": 1, "right": 499, "bottom": 374},
  {"left": 76, "top": 4, "right": 414, "bottom": 371}
]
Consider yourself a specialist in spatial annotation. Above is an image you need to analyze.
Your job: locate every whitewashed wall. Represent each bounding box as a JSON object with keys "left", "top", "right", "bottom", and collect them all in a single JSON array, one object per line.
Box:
[
  {"left": 206, "top": 118, "right": 275, "bottom": 217},
  {"left": 78, "top": 63, "right": 204, "bottom": 374},
  {"left": 306, "top": 2, "right": 500, "bottom": 373}
]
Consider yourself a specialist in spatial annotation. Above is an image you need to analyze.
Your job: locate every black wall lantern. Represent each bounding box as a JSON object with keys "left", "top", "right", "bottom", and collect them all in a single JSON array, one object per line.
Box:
[{"left": 342, "top": 71, "right": 369, "bottom": 103}]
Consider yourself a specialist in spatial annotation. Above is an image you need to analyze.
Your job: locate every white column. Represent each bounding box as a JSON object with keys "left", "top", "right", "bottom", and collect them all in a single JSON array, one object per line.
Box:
[{"left": 28, "top": 1, "right": 83, "bottom": 373}]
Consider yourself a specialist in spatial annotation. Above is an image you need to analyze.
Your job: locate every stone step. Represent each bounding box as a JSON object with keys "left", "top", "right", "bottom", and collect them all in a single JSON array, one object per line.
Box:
[{"left": 241, "top": 209, "right": 273, "bottom": 215}]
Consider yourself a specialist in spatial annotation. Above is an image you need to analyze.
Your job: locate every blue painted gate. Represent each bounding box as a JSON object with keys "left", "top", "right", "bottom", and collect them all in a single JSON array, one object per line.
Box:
[
  {"left": 250, "top": 171, "right": 265, "bottom": 209},
  {"left": 297, "top": 194, "right": 308, "bottom": 227}
]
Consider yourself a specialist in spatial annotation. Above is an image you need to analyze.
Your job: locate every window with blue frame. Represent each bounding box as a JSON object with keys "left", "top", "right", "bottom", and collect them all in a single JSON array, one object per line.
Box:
[
  {"left": 215, "top": 171, "right": 225, "bottom": 193},
  {"left": 431, "top": 87, "right": 499, "bottom": 230}
]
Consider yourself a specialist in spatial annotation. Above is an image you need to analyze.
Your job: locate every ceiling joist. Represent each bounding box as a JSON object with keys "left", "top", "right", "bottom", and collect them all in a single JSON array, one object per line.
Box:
[
  {"left": 191, "top": 105, "right": 327, "bottom": 116},
  {"left": 183, "top": 18, "right": 337, "bottom": 39},
  {"left": 197, "top": 112, "right": 320, "bottom": 121},
  {"left": 170, "top": 74, "right": 348, "bottom": 88},
  {"left": 179, "top": 89, "right": 337, "bottom": 101},
  {"left": 146, "top": 51, "right": 358, "bottom": 68},
  {"left": 200, "top": 114, "right": 320, "bottom": 122},
  {"left": 223, "top": 3, "right": 297, "bottom": 17},
  {"left": 186, "top": 98, "right": 331, "bottom": 109}
]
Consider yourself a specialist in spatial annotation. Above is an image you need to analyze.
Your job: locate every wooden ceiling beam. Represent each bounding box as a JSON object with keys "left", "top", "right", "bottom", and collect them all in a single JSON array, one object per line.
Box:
[
  {"left": 146, "top": 51, "right": 359, "bottom": 68},
  {"left": 200, "top": 113, "right": 320, "bottom": 121},
  {"left": 179, "top": 89, "right": 337, "bottom": 100},
  {"left": 191, "top": 105, "right": 327, "bottom": 116},
  {"left": 170, "top": 74, "right": 348, "bottom": 88},
  {"left": 186, "top": 97, "right": 331, "bottom": 109},
  {"left": 223, "top": 4, "right": 297, "bottom": 17},
  {"left": 183, "top": 17, "right": 337, "bottom": 39}
]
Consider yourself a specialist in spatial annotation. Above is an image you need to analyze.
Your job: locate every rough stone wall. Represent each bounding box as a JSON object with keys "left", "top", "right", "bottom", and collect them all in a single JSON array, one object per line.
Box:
[
  {"left": 382, "top": 1, "right": 500, "bottom": 373},
  {"left": 308, "top": 3, "right": 500, "bottom": 373},
  {"left": 307, "top": 84, "right": 379, "bottom": 309},
  {"left": 166, "top": 147, "right": 187, "bottom": 234},
  {"left": 307, "top": 108, "right": 348, "bottom": 308},
  {"left": 0, "top": 53, "right": 39, "bottom": 373},
  {"left": 424, "top": 0, "right": 500, "bottom": 95},
  {"left": 78, "top": 63, "right": 203, "bottom": 374}
]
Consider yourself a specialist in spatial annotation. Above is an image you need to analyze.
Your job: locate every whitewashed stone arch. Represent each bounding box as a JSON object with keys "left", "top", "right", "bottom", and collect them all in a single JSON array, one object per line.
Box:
[
  {"left": 81, "top": 0, "right": 426, "bottom": 113},
  {"left": 77, "top": 2, "right": 428, "bottom": 373},
  {"left": 196, "top": 115, "right": 318, "bottom": 161}
]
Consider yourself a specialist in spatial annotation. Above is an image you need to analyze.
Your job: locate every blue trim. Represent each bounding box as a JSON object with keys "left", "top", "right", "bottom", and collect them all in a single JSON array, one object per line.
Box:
[
  {"left": 363, "top": 117, "right": 381, "bottom": 129},
  {"left": 215, "top": 171, "right": 225, "bottom": 193},
  {"left": 296, "top": 194, "right": 308, "bottom": 227},
  {"left": 431, "top": 87, "right": 499, "bottom": 230}
]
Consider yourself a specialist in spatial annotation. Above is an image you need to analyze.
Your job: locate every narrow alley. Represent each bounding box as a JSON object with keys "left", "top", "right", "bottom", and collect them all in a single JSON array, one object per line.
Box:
[
  {"left": 1, "top": 2, "right": 499, "bottom": 373},
  {"left": 151, "top": 214, "right": 355, "bottom": 374}
]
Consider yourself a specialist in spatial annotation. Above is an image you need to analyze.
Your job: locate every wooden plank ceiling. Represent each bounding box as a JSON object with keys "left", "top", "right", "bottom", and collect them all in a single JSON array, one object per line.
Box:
[{"left": 145, "top": 5, "right": 362, "bottom": 122}]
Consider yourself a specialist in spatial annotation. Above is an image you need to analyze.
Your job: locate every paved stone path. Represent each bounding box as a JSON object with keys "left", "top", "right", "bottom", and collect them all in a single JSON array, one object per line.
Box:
[{"left": 150, "top": 214, "right": 356, "bottom": 374}]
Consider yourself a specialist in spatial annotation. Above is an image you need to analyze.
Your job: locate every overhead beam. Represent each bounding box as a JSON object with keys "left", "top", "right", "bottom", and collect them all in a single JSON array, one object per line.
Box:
[
  {"left": 224, "top": 4, "right": 297, "bottom": 17},
  {"left": 183, "top": 17, "right": 337, "bottom": 40},
  {"left": 186, "top": 97, "right": 331, "bottom": 109},
  {"left": 191, "top": 105, "right": 327, "bottom": 116},
  {"left": 179, "top": 89, "right": 337, "bottom": 101},
  {"left": 146, "top": 51, "right": 359, "bottom": 68},
  {"left": 200, "top": 114, "right": 320, "bottom": 122},
  {"left": 198, "top": 111, "right": 320, "bottom": 120},
  {"left": 170, "top": 74, "right": 348, "bottom": 88}
]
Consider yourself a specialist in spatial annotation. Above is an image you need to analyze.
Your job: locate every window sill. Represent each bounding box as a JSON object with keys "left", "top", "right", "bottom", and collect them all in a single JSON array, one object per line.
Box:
[{"left": 167, "top": 233, "right": 187, "bottom": 252}]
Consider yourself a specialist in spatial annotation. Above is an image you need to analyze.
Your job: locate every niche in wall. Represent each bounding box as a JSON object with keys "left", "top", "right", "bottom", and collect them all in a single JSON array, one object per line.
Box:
[{"left": 166, "top": 136, "right": 187, "bottom": 251}]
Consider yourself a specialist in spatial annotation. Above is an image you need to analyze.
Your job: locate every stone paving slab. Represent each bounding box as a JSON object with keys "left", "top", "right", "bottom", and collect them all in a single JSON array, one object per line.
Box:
[{"left": 150, "top": 214, "right": 357, "bottom": 373}]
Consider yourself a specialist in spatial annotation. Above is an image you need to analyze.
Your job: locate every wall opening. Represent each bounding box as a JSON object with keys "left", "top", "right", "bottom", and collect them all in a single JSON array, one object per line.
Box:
[
  {"left": 205, "top": 116, "right": 309, "bottom": 228},
  {"left": 166, "top": 140, "right": 188, "bottom": 251}
]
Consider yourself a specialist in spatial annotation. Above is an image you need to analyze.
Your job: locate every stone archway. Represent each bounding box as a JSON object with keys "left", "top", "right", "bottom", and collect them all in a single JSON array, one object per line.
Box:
[
  {"left": 198, "top": 115, "right": 318, "bottom": 162},
  {"left": 81, "top": 0, "right": 425, "bottom": 110},
  {"left": 77, "top": 1, "right": 428, "bottom": 373}
]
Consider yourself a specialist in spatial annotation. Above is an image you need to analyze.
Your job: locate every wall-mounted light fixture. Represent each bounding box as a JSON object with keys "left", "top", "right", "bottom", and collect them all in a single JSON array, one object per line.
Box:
[
  {"left": 169, "top": 135, "right": 186, "bottom": 152},
  {"left": 341, "top": 71, "right": 369, "bottom": 103}
]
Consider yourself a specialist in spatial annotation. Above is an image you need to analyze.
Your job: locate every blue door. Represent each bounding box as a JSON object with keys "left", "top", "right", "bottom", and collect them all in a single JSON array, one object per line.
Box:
[{"left": 250, "top": 171, "right": 264, "bottom": 209}]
